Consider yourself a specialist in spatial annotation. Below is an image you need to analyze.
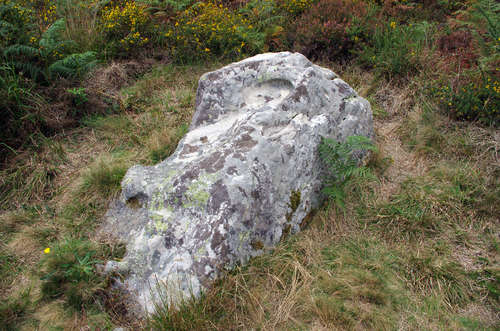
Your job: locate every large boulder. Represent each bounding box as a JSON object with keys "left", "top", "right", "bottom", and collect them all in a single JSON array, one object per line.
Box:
[{"left": 102, "top": 52, "right": 373, "bottom": 313}]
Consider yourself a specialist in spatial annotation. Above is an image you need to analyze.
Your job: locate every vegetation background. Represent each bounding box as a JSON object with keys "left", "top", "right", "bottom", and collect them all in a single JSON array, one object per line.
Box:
[{"left": 0, "top": 0, "right": 498, "bottom": 329}]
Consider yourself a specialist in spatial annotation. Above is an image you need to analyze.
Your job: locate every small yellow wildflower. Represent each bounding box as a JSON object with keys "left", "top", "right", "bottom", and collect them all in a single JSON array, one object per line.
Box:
[
  {"left": 44, "top": 247, "right": 50, "bottom": 254},
  {"left": 390, "top": 21, "right": 396, "bottom": 29},
  {"left": 205, "top": 48, "right": 210, "bottom": 52}
]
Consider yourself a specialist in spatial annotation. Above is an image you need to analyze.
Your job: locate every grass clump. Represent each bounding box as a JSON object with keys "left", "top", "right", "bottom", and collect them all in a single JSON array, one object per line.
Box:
[
  {"left": 311, "top": 238, "right": 405, "bottom": 329},
  {"left": 148, "top": 290, "right": 230, "bottom": 331},
  {"left": 0, "top": 249, "right": 22, "bottom": 295},
  {"left": 39, "top": 238, "right": 119, "bottom": 310},
  {"left": 0, "top": 289, "right": 32, "bottom": 330},
  {"left": 80, "top": 158, "right": 128, "bottom": 199},
  {"left": 361, "top": 160, "right": 494, "bottom": 241}
]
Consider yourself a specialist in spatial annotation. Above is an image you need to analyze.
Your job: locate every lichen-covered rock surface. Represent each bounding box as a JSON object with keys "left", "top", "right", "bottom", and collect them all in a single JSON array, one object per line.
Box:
[{"left": 101, "top": 52, "right": 374, "bottom": 313}]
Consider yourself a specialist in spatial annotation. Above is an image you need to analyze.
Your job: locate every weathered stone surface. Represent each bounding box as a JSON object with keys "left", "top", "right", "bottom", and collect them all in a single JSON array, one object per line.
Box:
[{"left": 101, "top": 52, "right": 373, "bottom": 313}]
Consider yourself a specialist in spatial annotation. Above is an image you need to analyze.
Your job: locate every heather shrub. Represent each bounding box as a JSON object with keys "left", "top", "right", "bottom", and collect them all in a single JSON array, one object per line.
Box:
[
  {"left": 166, "top": 1, "right": 264, "bottom": 63},
  {"left": 436, "top": 29, "right": 478, "bottom": 73},
  {"left": 378, "top": 0, "right": 466, "bottom": 23},
  {"left": 288, "top": 0, "right": 372, "bottom": 61}
]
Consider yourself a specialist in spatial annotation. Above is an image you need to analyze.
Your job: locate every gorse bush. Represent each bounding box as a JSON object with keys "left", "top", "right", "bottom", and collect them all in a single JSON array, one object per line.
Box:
[
  {"left": 137, "top": 0, "right": 194, "bottom": 14},
  {"left": 278, "top": 0, "right": 314, "bottom": 16},
  {"left": 166, "top": 1, "right": 264, "bottom": 63},
  {"left": 100, "top": 0, "right": 152, "bottom": 56},
  {"left": 0, "top": 0, "right": 35, "bottom": 48},
  {"left": 435, "top": 76, "right": 499, "bottom": 125}
]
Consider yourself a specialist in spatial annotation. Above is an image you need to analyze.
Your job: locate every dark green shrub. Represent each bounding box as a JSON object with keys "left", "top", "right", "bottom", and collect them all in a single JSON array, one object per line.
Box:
[
  {"left": 239, "top": 0, "right": 285, "bottom": 51},
  {"left": 358, "top": 20, "right": 436, "bottom": 79},
  {"left": 431, "top": 0, "right": 499, "bottom": 126},
  {"left": 0, "top": 64, "right": 47, "bottom": 162},
  {"left": 378, "top": 0, "right": 466, "bottom": 23},
  {"left": 457, "top": 0, "right": 499, "bottom": 74}
]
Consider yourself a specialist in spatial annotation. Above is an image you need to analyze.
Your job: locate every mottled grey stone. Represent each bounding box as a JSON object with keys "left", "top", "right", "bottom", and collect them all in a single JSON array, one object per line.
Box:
[{"left": 101, "top": 52, "right": 373, "bottom": 313}]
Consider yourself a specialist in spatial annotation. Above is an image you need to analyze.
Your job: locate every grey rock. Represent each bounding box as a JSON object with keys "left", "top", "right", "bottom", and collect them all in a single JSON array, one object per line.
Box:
[{"left": 101, "top": 52, "right": 373, "bottom": 313}]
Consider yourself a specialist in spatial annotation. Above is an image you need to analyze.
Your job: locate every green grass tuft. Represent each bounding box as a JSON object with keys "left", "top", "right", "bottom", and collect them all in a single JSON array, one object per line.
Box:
[{"left": 80, "top": 159, "right": 127, "bottom": 199}]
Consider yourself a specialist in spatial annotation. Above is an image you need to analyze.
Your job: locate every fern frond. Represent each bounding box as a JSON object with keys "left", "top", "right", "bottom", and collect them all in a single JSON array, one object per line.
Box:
[
  {"left": 319, "top": 135, "right": 376, "bottom": 209},
  {"left": 39, "top": 19, "right": 66, "bottom": 50},
  {"left": 3, "top": 44, "right": 40, "bottom": 58},
  {"left": 49, "top": 51, "right": 98, "bottom": 78}
]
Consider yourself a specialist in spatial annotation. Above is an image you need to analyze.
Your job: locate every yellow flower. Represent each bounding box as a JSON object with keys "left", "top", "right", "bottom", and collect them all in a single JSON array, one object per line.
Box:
[
  {"left": 44, "top": 247, "right": 50, "bottom": 254},
  {"left": 205, "top": 48, "right": 210, "bottom": 52},
  {"left": 390, "top": 21, "right": 396, "bottom": 29}
]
